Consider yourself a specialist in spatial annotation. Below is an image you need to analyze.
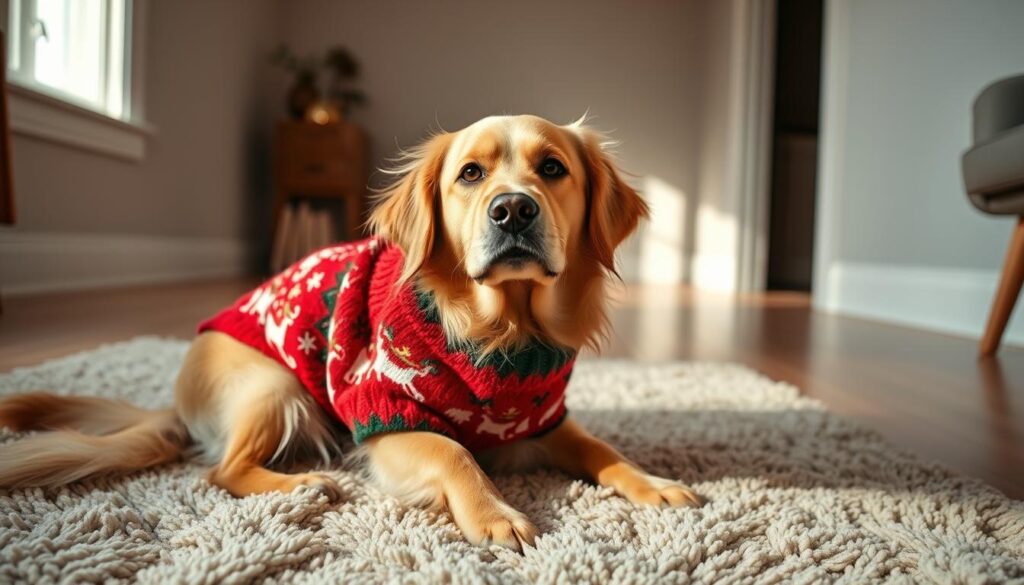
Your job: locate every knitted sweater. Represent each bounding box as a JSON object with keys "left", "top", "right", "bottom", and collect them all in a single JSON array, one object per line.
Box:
[{"left": 198, "top": 238, "right": 575, "bottom": 450}]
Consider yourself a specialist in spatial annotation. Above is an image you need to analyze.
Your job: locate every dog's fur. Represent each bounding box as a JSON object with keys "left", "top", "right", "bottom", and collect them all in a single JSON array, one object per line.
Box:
[{"left": 0, "top": 115, "right": 702, "bottom": 551}]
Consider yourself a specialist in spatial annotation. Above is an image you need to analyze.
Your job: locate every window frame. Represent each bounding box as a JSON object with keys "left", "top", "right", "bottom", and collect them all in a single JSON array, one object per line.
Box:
[{"left": 2, "top": 0, "right": 152, "bottom": 161}]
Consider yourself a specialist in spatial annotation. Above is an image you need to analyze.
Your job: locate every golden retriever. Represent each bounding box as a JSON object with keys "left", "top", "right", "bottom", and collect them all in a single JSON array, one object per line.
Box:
[{"left": 0, "top": 115, "right": 702, "bottom": 551}]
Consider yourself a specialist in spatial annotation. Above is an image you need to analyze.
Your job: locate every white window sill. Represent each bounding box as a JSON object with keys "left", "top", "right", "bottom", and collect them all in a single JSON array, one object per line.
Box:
[{"left": 6, "top": 82, "right": 155, "bottom": 162}]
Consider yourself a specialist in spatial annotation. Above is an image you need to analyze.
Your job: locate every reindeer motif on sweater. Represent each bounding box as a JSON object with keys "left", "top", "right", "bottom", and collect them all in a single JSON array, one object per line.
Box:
[{"left": 343, "top": 323, "right": 437, "bottom": 402}]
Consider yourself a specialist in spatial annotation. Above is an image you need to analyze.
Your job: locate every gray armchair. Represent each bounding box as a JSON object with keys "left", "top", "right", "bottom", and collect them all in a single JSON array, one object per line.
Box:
[{"left": 962, "top": 74, "right": 1024, "bottom": 356}]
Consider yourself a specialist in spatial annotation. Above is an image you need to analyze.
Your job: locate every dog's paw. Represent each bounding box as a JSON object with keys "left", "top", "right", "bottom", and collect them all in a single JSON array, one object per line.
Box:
[
  {"left": 617, "top": 473, "right": 704, "bottom": 508},
  {"left": 292, "top": 472, "right": 344, "bottom": 502},
  {"left": 457, "top": 501, "right": 538, "bottom": 552}
]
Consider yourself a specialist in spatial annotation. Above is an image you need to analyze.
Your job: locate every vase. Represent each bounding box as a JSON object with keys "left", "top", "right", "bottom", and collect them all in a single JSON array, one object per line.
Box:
[
  {"left": 287, "top": 72, "right": 319, "bottom": 120},
  {"left": 304, "top": 100, "right": 343, "bottom": 125}
]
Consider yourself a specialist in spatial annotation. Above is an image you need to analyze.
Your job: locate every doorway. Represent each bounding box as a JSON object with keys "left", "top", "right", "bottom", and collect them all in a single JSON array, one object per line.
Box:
[{"left": 766, "top": 0, "right": 824, "bottom": 291}]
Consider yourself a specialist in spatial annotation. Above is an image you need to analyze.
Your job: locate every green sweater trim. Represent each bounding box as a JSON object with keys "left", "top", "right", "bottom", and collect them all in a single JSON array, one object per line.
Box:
[
  {"left": 351, "top": 413, "right": 451, "bottom": 444},
  {"left": 414, "top": 287, "right": 575, "bottom": 379}
]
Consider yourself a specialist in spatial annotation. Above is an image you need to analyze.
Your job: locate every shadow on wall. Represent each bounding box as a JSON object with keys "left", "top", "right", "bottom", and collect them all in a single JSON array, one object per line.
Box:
[
  {"left": 616, "top": 173, "right": 742, "bottom": 290},
  {"left": 614, "top": 176, "right": 696, "bottom": 286}
]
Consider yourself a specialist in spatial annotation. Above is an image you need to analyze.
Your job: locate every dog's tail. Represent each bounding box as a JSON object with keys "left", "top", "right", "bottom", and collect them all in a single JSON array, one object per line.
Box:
[{"left": 0, "top": 393, "right": 188, "bottom": 488}]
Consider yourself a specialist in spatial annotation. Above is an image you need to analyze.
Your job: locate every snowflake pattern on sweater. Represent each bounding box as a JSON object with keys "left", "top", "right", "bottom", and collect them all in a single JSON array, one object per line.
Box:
[{"left": 198, "top": 237, "right": 575, "bottom": 450}]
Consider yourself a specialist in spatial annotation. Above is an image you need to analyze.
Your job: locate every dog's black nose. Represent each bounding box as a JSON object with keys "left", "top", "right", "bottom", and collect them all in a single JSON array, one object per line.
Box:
[{"left": 488, "top": 193, "right": 539, "bottom": 234}]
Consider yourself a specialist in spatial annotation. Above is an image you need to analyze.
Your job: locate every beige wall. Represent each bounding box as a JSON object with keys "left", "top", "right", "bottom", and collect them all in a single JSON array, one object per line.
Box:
[
  {"left": 692, "top": 0, "right": 742, "bottom": 290},
  {"left": 280, "top": 0, "right": 706, "bottom": 186},
  {"left": 9, "top": 0, "right": 279, "bottom": 240}
]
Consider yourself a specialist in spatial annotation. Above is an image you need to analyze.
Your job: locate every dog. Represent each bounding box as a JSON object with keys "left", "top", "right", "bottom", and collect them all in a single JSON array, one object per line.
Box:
[{"left": 0, "top": 115, "right": 702, "bottom": 551}]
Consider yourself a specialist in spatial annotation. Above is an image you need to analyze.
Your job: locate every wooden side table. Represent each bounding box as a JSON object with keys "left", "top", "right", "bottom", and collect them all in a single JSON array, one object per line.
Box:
[{"left": 271, "top": 120, "right": 369, "bottom": 271}]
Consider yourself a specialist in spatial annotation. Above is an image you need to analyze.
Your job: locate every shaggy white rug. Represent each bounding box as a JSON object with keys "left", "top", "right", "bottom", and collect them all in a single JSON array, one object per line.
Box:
[{"left": 0, "top": 338, "right": 1022, "bottom": 584}]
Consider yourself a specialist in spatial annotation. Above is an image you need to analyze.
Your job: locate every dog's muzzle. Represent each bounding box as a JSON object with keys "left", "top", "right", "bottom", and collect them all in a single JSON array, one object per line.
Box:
[{"left": 473, "top": 192, "right": 557, "bottom": 282}]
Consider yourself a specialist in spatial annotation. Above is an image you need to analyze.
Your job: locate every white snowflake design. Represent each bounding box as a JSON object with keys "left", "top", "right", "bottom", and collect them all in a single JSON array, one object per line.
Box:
[
  {"left": 297, "top": 331, "right": 317, "bottom": 355},
  {"left": 306, "top": 271, "right": 325, "bottom": 291}
]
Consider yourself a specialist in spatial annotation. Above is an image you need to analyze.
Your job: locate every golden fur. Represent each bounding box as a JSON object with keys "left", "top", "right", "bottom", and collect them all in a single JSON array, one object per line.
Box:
[{"left": 0, "top": 115, "right": 701, "bottom": 552}]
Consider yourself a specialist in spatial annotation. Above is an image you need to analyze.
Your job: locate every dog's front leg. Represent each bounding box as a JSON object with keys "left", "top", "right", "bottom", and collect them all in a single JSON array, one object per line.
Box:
[
  {"left": 364, "top": 432, "right": 538, "bottom": 551},
  {"left": 537, "top": 417, "right": 704, "bottom": 507}
]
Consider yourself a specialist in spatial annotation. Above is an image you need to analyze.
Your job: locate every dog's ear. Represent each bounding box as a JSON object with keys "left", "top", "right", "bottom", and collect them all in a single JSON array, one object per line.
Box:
[
  {"left": 575, "top": 127, "right": 650, "bottom": 274},
  {"left": 369, "top": 133, "right": 453, "bottom": 282}
]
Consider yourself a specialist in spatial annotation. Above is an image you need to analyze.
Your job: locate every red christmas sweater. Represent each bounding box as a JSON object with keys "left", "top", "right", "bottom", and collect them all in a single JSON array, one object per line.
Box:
[{"left": 198, "top": 237, "right": 574, "bottom": 450}]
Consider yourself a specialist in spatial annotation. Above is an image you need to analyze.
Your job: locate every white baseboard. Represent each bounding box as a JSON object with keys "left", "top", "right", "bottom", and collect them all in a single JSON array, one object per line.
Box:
[
  {"left": 816, "top": 261, "right": 1024, "bottom": 347},
  {"left": 0, "top": 230, "right": 253, "bottom": 295}
]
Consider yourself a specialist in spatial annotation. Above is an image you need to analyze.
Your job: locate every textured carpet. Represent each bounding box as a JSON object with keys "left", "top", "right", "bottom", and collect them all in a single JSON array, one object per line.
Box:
[{"left": 0, "top": 338, "right": 1022, "bottom": 584}]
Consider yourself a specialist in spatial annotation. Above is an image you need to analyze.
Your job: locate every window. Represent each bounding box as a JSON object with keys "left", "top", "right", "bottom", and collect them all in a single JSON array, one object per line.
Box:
[
  {"left": 8, "top": 0, "right": 131, "bottom": 120},
  {"left": 4, "top": 0, "right": 148, "bottom": 160}
]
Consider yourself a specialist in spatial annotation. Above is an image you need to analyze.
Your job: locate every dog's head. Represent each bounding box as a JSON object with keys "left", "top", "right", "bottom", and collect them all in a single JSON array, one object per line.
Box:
[{"left": 370, "top": 115, "right": 648, "bottom": 351}]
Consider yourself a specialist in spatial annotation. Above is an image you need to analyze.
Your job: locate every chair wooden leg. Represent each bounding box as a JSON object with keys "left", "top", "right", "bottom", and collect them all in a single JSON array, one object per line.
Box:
[{"left": 980, "top": 216, "right": 1024, "bottom": 356}]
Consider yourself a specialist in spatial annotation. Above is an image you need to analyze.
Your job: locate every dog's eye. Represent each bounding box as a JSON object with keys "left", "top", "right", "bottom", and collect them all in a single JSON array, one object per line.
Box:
[
  {"left": 539, "top": 158, "right": 567, "bottom": 178},
  {"left": 459, "top": 163, "right": 484, "bottom": 183}
]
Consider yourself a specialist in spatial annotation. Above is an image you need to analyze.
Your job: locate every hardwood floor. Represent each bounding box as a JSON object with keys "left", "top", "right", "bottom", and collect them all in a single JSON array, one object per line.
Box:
[{"left": 1, "top": 279, "right": 1021, "bottom": 499}]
